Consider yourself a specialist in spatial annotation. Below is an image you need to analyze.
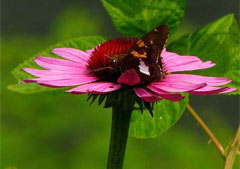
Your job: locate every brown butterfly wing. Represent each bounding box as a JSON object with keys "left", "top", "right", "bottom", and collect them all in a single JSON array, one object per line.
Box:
[
  {"left": 119, "top": 25, "right": 169, "bottom": 82},
  {"left": 129, "top": 25, "right": 169, "bottom": 61}
]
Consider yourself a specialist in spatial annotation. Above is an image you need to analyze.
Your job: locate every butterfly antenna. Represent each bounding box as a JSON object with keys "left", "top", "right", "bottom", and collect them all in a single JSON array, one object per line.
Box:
[
  {"left": 104, "top": 54, "right": 116, "bottom": 63},
  {"left": 90, "top": 67, "right": 114, "bottom": 73}
]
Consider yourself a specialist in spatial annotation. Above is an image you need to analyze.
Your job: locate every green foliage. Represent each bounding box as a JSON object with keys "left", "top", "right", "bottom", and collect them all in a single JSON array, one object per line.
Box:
[
  {"left": 102, "top": 0, "right": 186, "bottom": 37},
  {"left": 129, "top": 94, "right": 189, "bottom": 138},
  {"left": 4, "top": 167, "right": 18, "bottom": 169},
  {"left": 168, "top": 14, "right": 240, "bottom": 95},
  {"left": 50, "top": 5, "right": 105, "bottom": 40},
  {"left": 9, "top": 36, "right": 106, "bottom": 94}
]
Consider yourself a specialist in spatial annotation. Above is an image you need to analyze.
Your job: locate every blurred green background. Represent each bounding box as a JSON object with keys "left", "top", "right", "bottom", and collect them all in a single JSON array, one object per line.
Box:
[{"left": 1, "top": 0, "right": 239, "bottom": 169}]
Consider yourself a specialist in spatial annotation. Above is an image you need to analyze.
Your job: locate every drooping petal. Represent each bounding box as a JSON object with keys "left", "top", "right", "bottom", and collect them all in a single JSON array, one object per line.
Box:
[
  {"left": 134, "top": 88, "right": 160, "bottom": 102},
  {"left": 34, "top": 57, "right": 87, "bottom": 71},
  {"left": 161, "top": 49, "right": 200, "bottom": 62},
  {"left": 35, "top": 56, "right": 85, "bottom": 68},
  {"left": 22, "top": 68, "right": 88, "bottom": 77},
  {"left": 117, "top": 69, "right": 141, "bottom": 86},
  {"left": 189, "top": 86, "right": 237, "bottom": 95},
  {"left": 147, "top": 85, "right": 185, "bottom": 101},
  {"left": 67, "top": 82, "right": 121, "bottom": 94},
  {"left": 164, "top": 74, "right": 232, "bottom": 86},
  {"left": 163, "top": 55, "right": 201, "bottom": 67},
  {"left": 23, "top": 75, "right": 99, "bottom": 88},
  {"left": 218, "top": 88, "right": 237, "bottom": 94},
  {"left": 161, "top": 49, "right": 216, "bottom": 72},
  {"left": 165, "top": 60, "right": 215, "bottom": 72},
  {"left": 52, "top": 48, "right": 90, "bottom": 64},
  {"left": 149, "top": 80, "right": 206, "bottom": 92},
  {"left": 26, "top": 74, "right": 96, "bottom": 81},
  {"left": 163, "top": 57, "right": 201, "bottom": 70}
]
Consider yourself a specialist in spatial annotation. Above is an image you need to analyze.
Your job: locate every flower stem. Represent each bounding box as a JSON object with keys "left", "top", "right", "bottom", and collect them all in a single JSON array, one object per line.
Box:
[
  {"left": 107, "top": 103, "right": 132, "bottom": 169},
  {"left": 186, "top": 104, "right": 225, "bottom": 157},
  {"left": 224, "top": 125, "right": 240, "bottom": 169}
]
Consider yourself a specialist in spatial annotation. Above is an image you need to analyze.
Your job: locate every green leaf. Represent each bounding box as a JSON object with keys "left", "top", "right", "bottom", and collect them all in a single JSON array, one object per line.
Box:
[
  {"left": 9, "top": 36, "right": 106, "bottom": 94},
  {"left": 129, "top": 94, "right": 189, "bottom": 138},
  {"left": 168, "top": 14, "right": 240, "bottom": 95},
  {"left": 102, "top": 0, "right": 186, "bottom": 37},
  {"left": 4, "top": 167, "right": 18, "bottom": 169}
]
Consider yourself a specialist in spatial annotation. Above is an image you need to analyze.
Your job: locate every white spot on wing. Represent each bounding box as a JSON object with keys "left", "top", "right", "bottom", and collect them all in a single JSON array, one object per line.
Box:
[{"left": 139, "top": 59, "right": 150, "bottom": 76}]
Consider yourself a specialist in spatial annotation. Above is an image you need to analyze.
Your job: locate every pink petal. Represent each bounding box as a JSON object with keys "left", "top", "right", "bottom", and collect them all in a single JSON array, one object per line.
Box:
[
  {"left": 164, "top": 74, "right": 232, "bottom": 86},
  {"left": 219, "top": 88, "right": 237, "bottom": 94},
  {"left": 27, "top": 74, "right": 96, "bottom": 81},
  {"left": 67, "top": 82, "right": 121, "bottom": 94},
  {"left": 52, "top": 48, "right": 90, "bottom": 64},
  {"left": 36, "top": 56, "right": 85, "bottom": 67},
  {"left": 166, "top": 60, "right": 215, "bottom": 72},
  {"left": 189, "top": 86, "right": 237, "bottom": 95},
  {"left": 86, "top": 49, "right": 94, "bottom": 55},
  {"left": 23, "top": 76, "right": 99, "bottom": 88},
  {"left": 146, "top": 85, "right": 185, "bottom": 101},
  {"left": 163, "top": 58, "right": 201, "bottom": 70},
  {"left": 149, "top": 80, "right": 207, "bottom": 92},
  {"left": 134, "top": 88, "right": 160, "bottom": 102},
  {"left": 163, "top": 55, "right": 201, "bottom": 67},
  {"left": 162, "top": 49, "right": 200, "bottom": 63},
  {"left": 34, "top": 57, "right": 87, "bottom": 71},
  {"left": 117, "top": 69, "right": 141, "bottom": 86},
  {"left": 22, "top": 68, "right": 88, "bottom": 77},
  {"left": 161, "top": 49, "right": 216, "bottom": 72}
]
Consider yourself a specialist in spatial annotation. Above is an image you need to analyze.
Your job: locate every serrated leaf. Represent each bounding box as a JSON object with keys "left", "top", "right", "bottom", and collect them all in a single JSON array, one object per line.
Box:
[
  {"left": 129, "top": 94, "right": 189, "bottom": 138},
  {"left": 168, "top": 14, "right": 240, "bottom": 95},
  {"left": 9, "top": 36, "right": 106, "bottom": 94},
  {"left": 102, "top": 0, "right": 186, "bottom": 37}
]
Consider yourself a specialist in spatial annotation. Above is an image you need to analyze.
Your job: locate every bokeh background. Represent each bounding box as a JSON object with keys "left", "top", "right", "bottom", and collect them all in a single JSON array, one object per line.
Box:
[{"left": 1, "top": 0, "right": 239, "bottom": 169}]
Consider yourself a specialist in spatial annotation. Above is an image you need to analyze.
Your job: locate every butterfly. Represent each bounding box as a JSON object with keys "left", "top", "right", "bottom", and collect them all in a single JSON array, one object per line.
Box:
[
  {"left": 89, "top": 25, "right": 169, "bottom": 83},
  {"left": 118, "top": 25, "right": 169, "bottom": 83}
]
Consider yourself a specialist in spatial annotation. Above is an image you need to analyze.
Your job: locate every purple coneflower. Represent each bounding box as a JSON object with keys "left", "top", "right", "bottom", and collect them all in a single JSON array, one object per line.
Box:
[{"left": 22, "top": 37, "right": 236, "bottom": 108}]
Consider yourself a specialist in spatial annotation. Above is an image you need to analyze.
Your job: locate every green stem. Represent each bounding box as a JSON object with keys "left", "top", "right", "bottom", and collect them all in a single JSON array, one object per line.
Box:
[
  {"left": 107, "top": 103, "right": 132, "bottom": 169},
  {"left": 224, "top": 125, "right": 240, "bottom": 169},
  {"left": 186, "top": 104, "right": 225, "bottom": 157},
  {"left": 186, "top": 104, "right": 240, "bottom": 168}
]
